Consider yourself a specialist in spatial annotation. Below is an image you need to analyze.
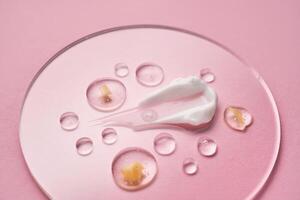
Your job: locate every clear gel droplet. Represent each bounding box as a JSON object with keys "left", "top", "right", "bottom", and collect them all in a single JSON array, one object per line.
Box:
[
  {"left": 102, "top": 128, "right": 118, "bottom": 145},
  {"left": 183, "top": 158, "right": 198, "bottom": 175},
  {"left": 136, "top": 63, "right": 164, "bottom": 87},
  {"left": 198, "top": 138, "right": 217, "bottom": 157},
  {"left": 86, "top": 78, "right": 126, "bottom": 112},
  {"left": 76, "top": 137, "right": 93, "bottom": 156},
  {"left": 112, "top": 147, "right": 158, "bottom": 191},
  {"left": 154, "top": 133, "right": 176, "bottom": 156},
  {"left": 224, "top": 106, "right": 253, "bottom": 131},
  {"left": 115, "top": 63, "right": 129, "bottom": 78},
  {"left": 141, "top": 109, "right": 158, "bottom": 122},
  {"left": 200, "top": 68, "right": 215, "bottom": 83},
  {"left": 60, "top": 112, "right": 79, "bottom": 131}
]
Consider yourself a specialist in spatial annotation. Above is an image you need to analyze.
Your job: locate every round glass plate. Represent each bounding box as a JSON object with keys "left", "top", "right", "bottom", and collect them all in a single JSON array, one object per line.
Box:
[{"left": 19, "top": 25, "right": 280, "bottom": 200}]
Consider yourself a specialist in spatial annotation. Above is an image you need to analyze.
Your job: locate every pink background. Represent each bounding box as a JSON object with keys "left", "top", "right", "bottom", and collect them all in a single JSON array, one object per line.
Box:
[{"left": 0, "top": 0, "right": 299, "bottom": 199}]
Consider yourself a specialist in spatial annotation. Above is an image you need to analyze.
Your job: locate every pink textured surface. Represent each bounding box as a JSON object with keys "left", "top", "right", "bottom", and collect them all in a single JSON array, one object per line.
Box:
[{"left": 0, "top": 0, "right": 299, "bottom": 199}]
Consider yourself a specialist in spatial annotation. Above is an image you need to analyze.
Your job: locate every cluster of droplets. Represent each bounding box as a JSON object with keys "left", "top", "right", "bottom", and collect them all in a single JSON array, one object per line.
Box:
[
  {"left": 114, "top": 62, "right": 165, "bottom": 87},
  {"left": 85, "top": 63, "right": 164, "bottom": 113},
  {"left": 58, "top": 65, "right": 253, "bottom": 192},
  {"left": 152, "top": 132, "right": 218, "bottom": 176},
  {"left": 109, "top": 132, "right": 218, "bottom": 190},
  {"left": 59, "top": 62, "right": 165, "bottom": 158}
]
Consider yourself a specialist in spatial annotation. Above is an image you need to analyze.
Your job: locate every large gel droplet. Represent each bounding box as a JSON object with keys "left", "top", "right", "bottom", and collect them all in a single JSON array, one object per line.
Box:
[
  {"left": 112, "top": 147, "right": 158, "bottom": 191},
  {"left": 198, "top": 138, "right": 217, "bottom": 157},
  {"left": 60, "top": 112, "right": 79, "bottom": 131},
  {"left": 86, "top": 78, "right": 126, "bottom": 112},
  {"left": 136, "top": 63, "right": 164, "bottom": 87},
  {"left": 183, "top": 158, "right": 198, "bottom": 175},
  {"left": 76, "top": 137, "right": 93, "bottom": 156},
  {"left": 153, "top": 133, "right": 176, "bottom": 156},
  {"left": 224, "top": 106, "right": 253, "bottom": 131}
]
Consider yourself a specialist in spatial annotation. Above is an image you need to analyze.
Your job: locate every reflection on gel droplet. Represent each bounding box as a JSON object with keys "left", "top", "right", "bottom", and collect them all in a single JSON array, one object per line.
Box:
[
  {"left": 183, "top": 158, "right": 198, "bottom": 175},
  {"left": 154, "top": 133, "right": 176, "bottom": 156},
  {"left": 115, "top": 63, "right": 129, "bottom": 78},
  {"left": 86, "top": 78, "right": 126, "bottom": 112},
  {"left": 224, "top": 106, "right": 253, "bottom": 131},
  {"left": 112, "top": 147, "right": 158, "bottom": 191},
  {"left": 141, "top": 109, "right": 158, "bottom": 122},
  {"left": 76, "top": 137, "right": 93, "bottom": 156},
  {"left": 198, "top": 138, "right": 217, "bottom": 157},
  {"left": 102, "top": 128, "right": 118, "bottom": 145},
  {"left": 200, "top": 68, "right": 215, "bottom": 83},
  {"left": 60, "top": 112, "right": 79, "bottom": 131},
  {"left": 136, "top": 63, "right": 164, "bottom": 87}
]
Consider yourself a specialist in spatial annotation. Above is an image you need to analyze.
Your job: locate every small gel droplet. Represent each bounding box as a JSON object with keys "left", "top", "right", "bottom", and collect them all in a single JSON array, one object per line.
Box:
[
  {"left": 76, "top": 137, "right": 93, "bottom": 156},
  {"left": 200, "top": 68, "right": 215, "bottom": 83},
  {"left": 141, "top": 109, "right": 158, "bottom": 122},
  {"left": 198, "top": 138, "right": 217, "bottom": 157},
  {"left": 102, "top": 128, "right": 118, "bottom": 145},
  {"left": 60, "top": 112, "right": 79, "bottom": 131},
  {"left": 115, "top": 63, "right": 129, "bottom": 78},
  {"left": 183, "top": 158, "right": 198, "bottom": 175},
  {"left": 154, "top": 133, "right": 176, "bottom": 156}
]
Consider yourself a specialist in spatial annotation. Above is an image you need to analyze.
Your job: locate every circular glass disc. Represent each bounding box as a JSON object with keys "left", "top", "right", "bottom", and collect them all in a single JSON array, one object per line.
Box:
[{"left": 19, "top": 25, "right": 280, "bottom": 200}]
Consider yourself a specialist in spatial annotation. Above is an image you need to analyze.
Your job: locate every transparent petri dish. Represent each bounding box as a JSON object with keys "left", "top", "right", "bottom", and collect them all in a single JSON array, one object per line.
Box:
[{"left": 19, "top": 25, "right": 280, "bottom": 200}]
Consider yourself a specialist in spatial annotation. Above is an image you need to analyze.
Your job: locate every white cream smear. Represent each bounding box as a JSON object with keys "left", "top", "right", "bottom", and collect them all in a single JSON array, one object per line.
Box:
[{"left": 93, "top": 76, "right": 217, "bottom": 130}]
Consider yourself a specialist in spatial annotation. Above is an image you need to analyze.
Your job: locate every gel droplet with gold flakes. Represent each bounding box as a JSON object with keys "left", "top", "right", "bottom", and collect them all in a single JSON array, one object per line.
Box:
[
  {"left": 112, "top": 147, "right": 158, "bottom": 191},
  {"left": 121, "top": 162, "right": 145, "bottom": 186},
  {"left": 86, "top": 78, "right": 126, "bottom": 112},
  {"left": 224, "top": 106, "right": 253, "bottom": 131},
  {"left": 100, "top": 84, "right": 113, "bottom": 103}
]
